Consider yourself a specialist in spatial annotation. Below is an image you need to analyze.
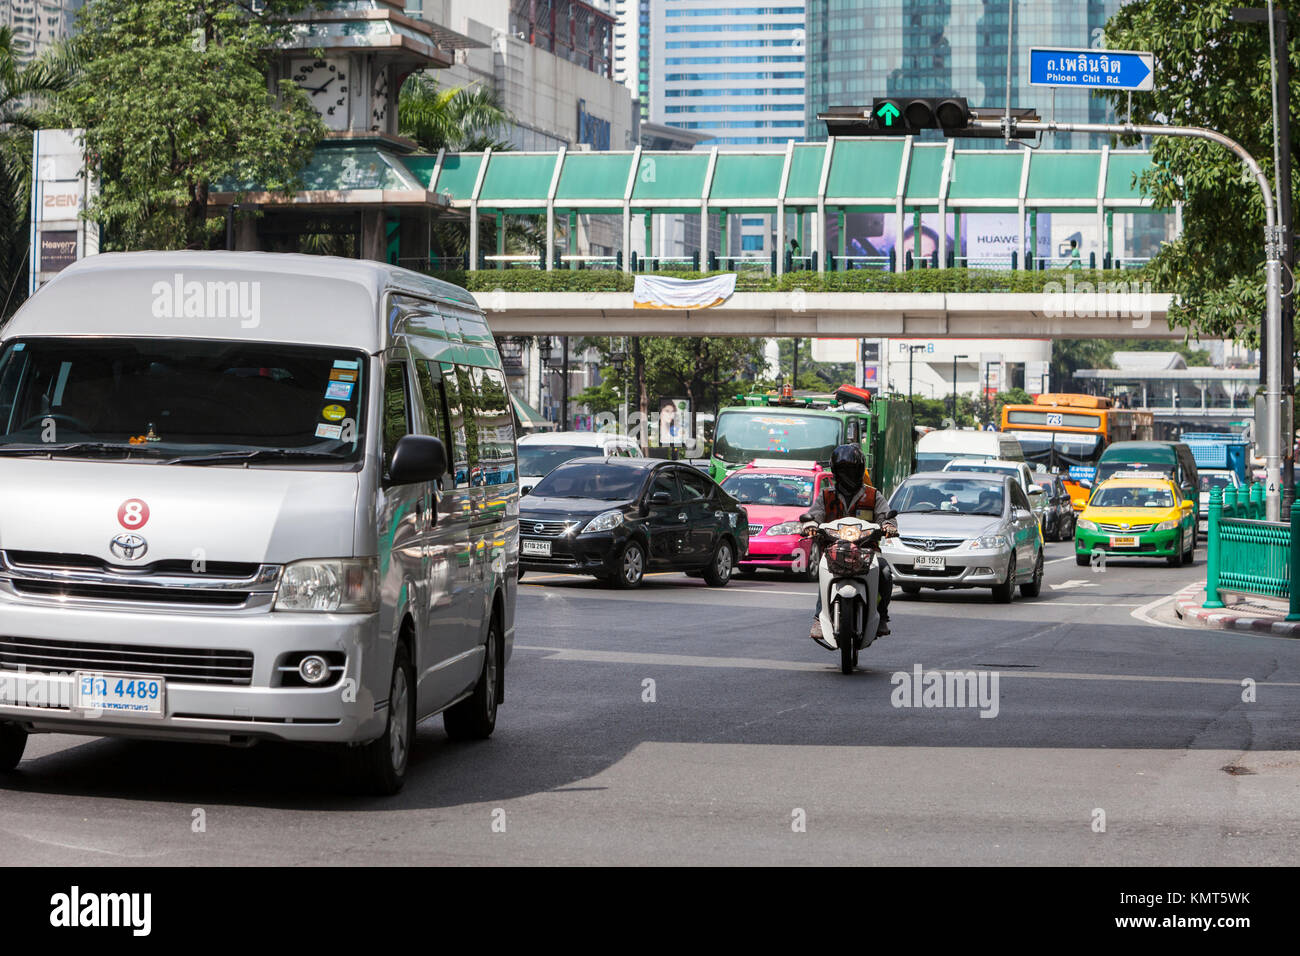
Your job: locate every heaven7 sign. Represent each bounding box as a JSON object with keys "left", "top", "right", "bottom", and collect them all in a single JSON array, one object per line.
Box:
[{"left": 1029, "top": 48, "right": 1154, "bottom": 92}]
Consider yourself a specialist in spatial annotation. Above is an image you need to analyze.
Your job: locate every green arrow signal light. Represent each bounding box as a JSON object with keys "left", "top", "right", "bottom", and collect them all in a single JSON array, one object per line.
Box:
[{"left": 876, "top": 102, "right": 901, "bottom": 126}]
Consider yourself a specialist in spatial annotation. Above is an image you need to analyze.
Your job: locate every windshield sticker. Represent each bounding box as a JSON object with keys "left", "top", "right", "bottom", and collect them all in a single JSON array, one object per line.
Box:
[
  {"left": 752, "top": 417, "right": 803, "bottom": 426},
  {"left": 333, "top": 359, "right": 360, "bottom": 370},
  {"left": 315, "top": 423, "right": 343, "bottom": 440},
  {"left": 321, "top": 404, "right": 347, "bottom": 422},
  {"left": 329, "top": 368, "right": 357, "bottom": 382},
  {"left": 324, "top": 381, "right": 354, "bottom": 401},
  {"left": 11, "top": 343, "right": 23, "bottom": 351}
]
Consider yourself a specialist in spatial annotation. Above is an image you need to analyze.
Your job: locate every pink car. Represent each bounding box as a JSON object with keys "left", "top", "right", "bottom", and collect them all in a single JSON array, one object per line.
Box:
[{"left": 721, "top": 463, "right": 831, "bottom": 580}]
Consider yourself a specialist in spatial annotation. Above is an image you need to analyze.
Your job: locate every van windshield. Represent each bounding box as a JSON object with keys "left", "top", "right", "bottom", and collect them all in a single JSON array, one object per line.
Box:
[
  {"left": 0, "top": 338, "right": 366, "bottom": 463},
  {"left": 713, "top": 410, "right": 842, "bottom": 464}
]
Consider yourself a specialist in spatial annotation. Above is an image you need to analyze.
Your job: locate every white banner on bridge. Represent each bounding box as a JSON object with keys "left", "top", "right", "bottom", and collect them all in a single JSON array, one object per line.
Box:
[{"left": 633, "top": 273, "right": 736, "bottom": 310}]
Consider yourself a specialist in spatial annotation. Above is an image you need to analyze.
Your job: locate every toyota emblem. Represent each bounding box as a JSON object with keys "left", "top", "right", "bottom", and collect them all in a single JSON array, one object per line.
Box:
[
  {"left": 534, "top": 523, "right": 545, "bottom": 534},
  {"left": 1120, "top": 522, "right": 1130, "bottom": 530},
  {"left": 109, "top": 533, "right": 148, "bottom": 561}
]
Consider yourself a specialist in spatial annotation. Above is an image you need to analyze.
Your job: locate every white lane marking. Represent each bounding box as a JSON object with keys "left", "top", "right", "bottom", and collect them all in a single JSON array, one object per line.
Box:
[
  {"left": 1049, "top": 579, "right": 1100, "bottom": 591},
  {"left": 1130, "top": 592, "right": 1183, "bottom": 629},
  {"left": 1045, "top": 555, "right": 1081, "bottom": 564},
  {"left": 1045, "top": 602, "right": 1141, "bottom": 607},
  {"left": 513, "top": 645, "right": 1300, "bottom": 687}
]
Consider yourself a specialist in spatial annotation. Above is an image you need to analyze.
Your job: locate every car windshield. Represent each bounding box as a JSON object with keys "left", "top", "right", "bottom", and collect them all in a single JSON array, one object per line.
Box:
[
  {"left": 1199, "top": 472, "right": 1238, "bottom": 492},
  {"left": 519, "top": 443, "right": 601, "bottom": 477},
  {"left": 722, "top": 472, "right": 814, "bottom": 507},
  {"left": 890, "top": 476, "right": 1006, "bottom": 516},
  {"left": 1092, "top": 485, "right": 1176, "bottom": 509},
  {"left": 1094, "top": 459, "right": 1173, "bottom": 485},
  {"left": 0, "top": 337, "right": 365, "bottom": 463},
  {"left": 713, "top": 410, "right": 842, "bottom": 464},
  {"left": 945, "top": 462, "right": 1017, "bottom": 479},
  {"left": 530, "top": 462, "right": 646, "bottom": 500}
]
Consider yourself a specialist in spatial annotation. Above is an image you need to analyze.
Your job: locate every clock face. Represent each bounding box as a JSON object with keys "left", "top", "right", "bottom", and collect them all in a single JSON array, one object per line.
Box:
[
  {"left": 370, "top": 68, "right": 389, "bottom": 131},
  {"left": 291, "top": 57, "right": 349, "bottom": 130}
]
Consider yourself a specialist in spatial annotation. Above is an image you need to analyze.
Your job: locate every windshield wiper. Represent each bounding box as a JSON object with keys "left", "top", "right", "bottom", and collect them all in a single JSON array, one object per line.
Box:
[
  {"left": 162, "top": 448, "right": 344, "bottom": 466},
  {"left": 0, "top": 442, "right": 162, "bottom": 459}
]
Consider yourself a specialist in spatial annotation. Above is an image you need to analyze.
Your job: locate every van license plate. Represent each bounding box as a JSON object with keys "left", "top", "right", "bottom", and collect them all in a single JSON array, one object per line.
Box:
[
  {"left": 75, "top": 672, "right": 164, "bottom": 718},
  {"left": 1109, "top": 535, "right": 1137, "bottom": 547},
  {"left": 521, "top": 539, "right": 551, "bottom": 557},
  {"left": 913, "top": 555, "right": 945, "bottom": 569}
]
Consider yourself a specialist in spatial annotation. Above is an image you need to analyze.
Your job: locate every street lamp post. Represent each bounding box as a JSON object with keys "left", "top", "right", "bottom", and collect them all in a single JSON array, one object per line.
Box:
[
  {"left": 907, "top": 345, "right": 927, "bottom": 417},
  {"left": 951, "top": 354, "right": 970, "bottom": 422}
]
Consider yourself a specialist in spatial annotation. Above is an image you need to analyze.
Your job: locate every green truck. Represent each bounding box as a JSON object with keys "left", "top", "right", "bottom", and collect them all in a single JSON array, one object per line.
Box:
[{"left": 709, "top": 385, "right": 916, "bottom": 497}]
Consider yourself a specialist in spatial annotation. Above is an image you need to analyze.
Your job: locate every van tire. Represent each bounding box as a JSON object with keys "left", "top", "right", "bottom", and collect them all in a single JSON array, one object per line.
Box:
[
  {"left": 343, "top": 644, "right": 414, "bottom": 796},
  {"left": 444, "top": 620, "right": 501, "bottom": 741},
  {"left": 0, "top": 722, "right": 26, "bottom": 771}
]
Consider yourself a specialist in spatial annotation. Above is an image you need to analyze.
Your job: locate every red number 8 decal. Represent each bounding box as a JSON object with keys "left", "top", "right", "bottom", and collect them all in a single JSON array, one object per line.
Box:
[{"left": 118, "top": 498, "right": 150, "bottom": 529}]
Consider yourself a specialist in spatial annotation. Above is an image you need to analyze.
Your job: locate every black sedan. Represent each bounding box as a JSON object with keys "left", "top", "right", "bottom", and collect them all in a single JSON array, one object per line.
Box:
[
  {"left": 1038, "top": 472, "right": 1077, "bottom": 541},
  {"left": 518, "top": 456, "right": 749, "bottom": 588}
]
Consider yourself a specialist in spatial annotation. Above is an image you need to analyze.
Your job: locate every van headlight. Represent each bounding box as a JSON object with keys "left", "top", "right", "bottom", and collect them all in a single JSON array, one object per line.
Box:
[
  {"left": 582, "top": 510, "right": 625, "bottom": 533},
  {"left": 275, "top": 558, "right": 378, "bottom": 612}
]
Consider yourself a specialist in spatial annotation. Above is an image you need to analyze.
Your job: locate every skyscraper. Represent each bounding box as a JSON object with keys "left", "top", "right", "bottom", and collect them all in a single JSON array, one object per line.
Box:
[
  {"left": 2, "top": 0, "right": 83, "bottom": 63},
  {"left": 648, "top": 0, "right": 807, "bottom": 148},
  {"left": 806, "top": 0, "right": 1126, "bottom": 147}
]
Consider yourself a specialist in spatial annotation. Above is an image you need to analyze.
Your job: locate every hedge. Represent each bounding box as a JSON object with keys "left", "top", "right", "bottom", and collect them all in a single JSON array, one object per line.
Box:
[{"left": 422, "top": 267, "right": 1158, "bottom": 296}]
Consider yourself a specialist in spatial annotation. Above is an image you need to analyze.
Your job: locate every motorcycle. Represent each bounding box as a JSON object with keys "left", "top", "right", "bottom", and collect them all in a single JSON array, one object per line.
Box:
[{"left": 802, "top": 516, "right": 885, "bottom": 674}]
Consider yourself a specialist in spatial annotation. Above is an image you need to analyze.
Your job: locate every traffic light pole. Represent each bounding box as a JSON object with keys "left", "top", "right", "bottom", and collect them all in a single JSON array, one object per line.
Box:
[{"left": 972, "top": 116, "right": 1285, "bottom": 521}]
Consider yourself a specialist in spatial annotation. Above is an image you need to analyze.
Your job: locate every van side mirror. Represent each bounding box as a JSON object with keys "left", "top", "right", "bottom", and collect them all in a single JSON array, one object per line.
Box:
[
  {"left": 1028, "top": 484, "right": 1044, "bottom": 496},
  {"left": 388, "top": 434, "right": 447, "bottom": 485}
]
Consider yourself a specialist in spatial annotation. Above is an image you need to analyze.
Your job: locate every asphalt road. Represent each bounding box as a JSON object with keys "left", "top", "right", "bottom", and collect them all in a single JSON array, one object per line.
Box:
[{"left": 2, "top": 540, "right": 1298, "bottom": 866}]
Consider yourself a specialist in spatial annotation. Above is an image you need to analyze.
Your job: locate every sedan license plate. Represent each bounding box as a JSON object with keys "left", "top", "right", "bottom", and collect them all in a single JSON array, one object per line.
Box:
[
  {"left": 75, "top": 671, "right": 164, "bottom": 718},
  {"left": 1109, "top": 535, "right": 1138, "bottom": 547},
  {"left": 521, "top": 538, "right": 552, "bottom": 557},
  {"left": 913, "top": 554, "right": 946, "bottom": 569}
]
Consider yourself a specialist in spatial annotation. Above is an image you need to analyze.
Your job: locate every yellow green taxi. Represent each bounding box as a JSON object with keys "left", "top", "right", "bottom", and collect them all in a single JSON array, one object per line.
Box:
[{"left": 1074, "top": 472, "right": 1196, "bottom": 567}]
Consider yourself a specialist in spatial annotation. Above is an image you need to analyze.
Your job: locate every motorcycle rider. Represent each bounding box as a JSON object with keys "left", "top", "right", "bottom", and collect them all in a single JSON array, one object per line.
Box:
[{"left": 800, "top": 444, "right": 898, "bottom": 640}]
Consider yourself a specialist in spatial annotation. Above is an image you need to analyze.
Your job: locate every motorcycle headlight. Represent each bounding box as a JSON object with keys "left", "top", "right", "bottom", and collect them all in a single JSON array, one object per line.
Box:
[
  {"left": 275, "top": 557, "right": 378, "bottom": 613},
  {"left": 1077, "top": 519, "right": 1098, "bottom": 531},
  {"left": 582, "top": 509, "right": 625, "bottom": 533},
  {"left": 766, "top": 521, "right": 801, "bottom": 536},
  {"left": 836, "top": 526, "right": 862, "bottom": 542},
  {"left": 972, "top": 534, "right": 1008, "bottom": 550},
  {"left": 1154, "top": 518, "right": 1179, "bottom": 531}
]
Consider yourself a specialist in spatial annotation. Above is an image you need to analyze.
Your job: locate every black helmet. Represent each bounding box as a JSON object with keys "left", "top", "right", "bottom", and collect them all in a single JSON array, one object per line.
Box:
[{"left": 830, "top": 444, "right": 865, "bottom": 500}]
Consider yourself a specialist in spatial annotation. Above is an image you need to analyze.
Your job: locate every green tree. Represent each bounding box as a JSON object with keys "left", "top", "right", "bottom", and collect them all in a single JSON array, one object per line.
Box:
[
  {"left": 58, "top": 0, "right": 323, "bottom": 250},
  {"left": 1, "top": 27, "right": 77, "bottom": 318},
  {"left": 1103, "top": 0, "right": 1299, "bottom": 348},
  {"left": 398, "top": 74, "right": 510, "bottom": 153}
]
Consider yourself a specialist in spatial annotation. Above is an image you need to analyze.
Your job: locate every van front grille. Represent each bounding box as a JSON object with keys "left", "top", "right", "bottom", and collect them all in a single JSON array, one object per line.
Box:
[
  {"left": 0, "top": 636, "right": 254, "bottom": 685},
  {"left": 0, "top": 551, "right": 280, "bottom": 610}
]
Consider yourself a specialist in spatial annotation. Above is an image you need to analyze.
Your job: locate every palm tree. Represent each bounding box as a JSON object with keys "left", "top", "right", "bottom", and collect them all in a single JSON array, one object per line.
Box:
[
  {"left": 398, "top": 74, "right": 511, "bottom": 153},
  {"left": 0, "top": 27, "right": 78, "bottom": 319},
  {"left": 397, "top": 73, "right": 544, "bottom": 263}
]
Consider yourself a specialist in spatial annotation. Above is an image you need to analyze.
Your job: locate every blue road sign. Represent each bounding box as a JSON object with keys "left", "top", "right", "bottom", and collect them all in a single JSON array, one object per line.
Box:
[{"left": 1029, "top": 47, "right": 1154, "bottom": 92}]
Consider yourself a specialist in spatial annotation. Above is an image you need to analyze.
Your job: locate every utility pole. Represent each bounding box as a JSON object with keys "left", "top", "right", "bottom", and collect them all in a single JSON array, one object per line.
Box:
[
  {"left": 908, "top": 345, "right": 926, "bottom": 419},
  {"left": 560, "top": 335, "right": 570, "bottom": 431},
  {"left": 951, "top": 354, "right": 969, "bottom": 422},
  {"left": 975, "top": 114, "right": 1285, "bottom": 519},
  {"left": 791, "top": 337, "right": 800, "bottom": 387},
  {"left": 1233, "top": 6, "right": 1294, "bottom": 517}
]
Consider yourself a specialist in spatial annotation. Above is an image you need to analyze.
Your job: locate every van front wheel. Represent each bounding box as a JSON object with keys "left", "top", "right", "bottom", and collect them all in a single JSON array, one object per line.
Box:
[
  {"left": 342, "top": 644, "right": 414, "bottom": 796},
  {"left": 0, "top": 722, "right": 26, "bottom": 771},
  {"left": 444, "top": 619, "right": 500, "bottom": 741}
]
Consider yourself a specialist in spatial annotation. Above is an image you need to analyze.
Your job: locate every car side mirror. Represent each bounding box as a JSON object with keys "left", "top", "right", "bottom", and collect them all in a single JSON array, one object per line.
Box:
[
  {"left": 388, "top": 434, "right": 447, "bottom": 485},
  {"left": 1015, "top": 508, "right": 1032, "bottom": 520},
  {"left": 884, "top": 508, "right": 899, "bottom": 521},
  {"left": 650, "top": 491, "right": 673, "bottom": 505},
  {"left": 1028, "top": 484, "right": 1044, "bottom": 495},
  {"left": 520, "top": 486, "right": 531, "bottom": 496}
]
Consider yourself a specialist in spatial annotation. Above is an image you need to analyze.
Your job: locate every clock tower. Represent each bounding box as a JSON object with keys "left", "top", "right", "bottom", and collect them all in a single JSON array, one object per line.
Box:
[{"left": 277, "top": 0, "right": 454, "bottom": 144}]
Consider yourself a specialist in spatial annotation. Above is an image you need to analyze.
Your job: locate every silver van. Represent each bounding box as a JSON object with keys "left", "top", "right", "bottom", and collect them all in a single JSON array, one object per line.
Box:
[{"left": 0, "top": 252, "right": 517, "bottom": 794}]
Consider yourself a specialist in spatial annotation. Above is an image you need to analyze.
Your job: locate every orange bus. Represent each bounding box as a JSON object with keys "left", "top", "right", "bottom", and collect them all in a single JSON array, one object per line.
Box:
[{"left": 1000, "top": 393, "right": 1154, "bottom": 510}]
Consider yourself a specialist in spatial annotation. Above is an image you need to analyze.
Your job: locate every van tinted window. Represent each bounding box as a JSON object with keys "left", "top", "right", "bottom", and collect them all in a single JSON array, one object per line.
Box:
[
  {"left": 441, "top": 362, "right": 474, "bottom": 487},
  {"left": 382, "top": 362, "right": 410, "bottom": 476},
  {"left": 414, "top": 360, "right": 452, "bottom": 485},
  {"left": 474, "top": 367, "right": 516, "bottom": 486}
]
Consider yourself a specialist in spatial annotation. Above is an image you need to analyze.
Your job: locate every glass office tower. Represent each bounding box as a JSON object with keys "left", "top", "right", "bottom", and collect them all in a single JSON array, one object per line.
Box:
[{"left": 806, "top": 0, "right": 1127, "bottom": 147}]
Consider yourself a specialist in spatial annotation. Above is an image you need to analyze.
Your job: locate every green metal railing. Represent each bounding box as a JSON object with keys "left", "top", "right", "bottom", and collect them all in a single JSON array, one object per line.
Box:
[{"left": 1203, "top": 483, "right": 1300, "bottom": 620}]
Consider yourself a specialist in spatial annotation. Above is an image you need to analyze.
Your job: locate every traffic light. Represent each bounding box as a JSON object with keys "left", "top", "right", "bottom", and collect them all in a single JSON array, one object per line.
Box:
[{"left": 871, "top": 97, "right": 969, "bottom": 134}]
